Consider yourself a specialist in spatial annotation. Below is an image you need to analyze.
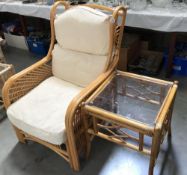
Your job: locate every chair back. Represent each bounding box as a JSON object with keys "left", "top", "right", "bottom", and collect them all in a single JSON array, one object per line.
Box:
[{"left": 49, "top": 2, "right": 127, "bottom": 87}]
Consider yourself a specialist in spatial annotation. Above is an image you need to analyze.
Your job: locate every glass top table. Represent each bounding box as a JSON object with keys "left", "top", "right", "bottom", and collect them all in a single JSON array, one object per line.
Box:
[
  {"left": 86, "top": 71, "right": 172, "bottom": 127},
  {"left": 83, "top": 71, "right": 177, "bottom": 175}
]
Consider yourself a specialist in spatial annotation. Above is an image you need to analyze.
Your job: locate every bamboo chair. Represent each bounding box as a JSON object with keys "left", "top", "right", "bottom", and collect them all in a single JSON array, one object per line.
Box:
[{"left": 2, "top": 1, "right": 127, "bottom": 171}]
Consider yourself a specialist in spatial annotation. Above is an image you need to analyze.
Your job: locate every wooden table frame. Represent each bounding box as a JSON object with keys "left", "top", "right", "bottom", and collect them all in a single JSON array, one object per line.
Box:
[{"left": 83, "top": 71, "right": 178, "bottom": 175}]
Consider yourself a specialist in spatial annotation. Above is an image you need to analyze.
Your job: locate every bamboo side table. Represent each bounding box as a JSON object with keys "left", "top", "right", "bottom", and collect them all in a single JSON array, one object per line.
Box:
[{"left": 83, "top": 71, "right": 178, "bottom": 175}]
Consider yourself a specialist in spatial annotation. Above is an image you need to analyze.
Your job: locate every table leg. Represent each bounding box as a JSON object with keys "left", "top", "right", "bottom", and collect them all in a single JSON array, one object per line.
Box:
[
  {"left": 167, "top": 95, "right": 176, "bottom": 138},
  {"left": 166, "top": 32, "right": 177, "bottom": 77},
  {"left": 149, "top": 129, "right": 161, "bottom": 175}
]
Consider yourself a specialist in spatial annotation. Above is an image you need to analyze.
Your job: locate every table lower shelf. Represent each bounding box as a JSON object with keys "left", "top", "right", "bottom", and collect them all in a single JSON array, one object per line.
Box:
[{"left": 88, "top": 128, "right": 151, "bottom": 155}]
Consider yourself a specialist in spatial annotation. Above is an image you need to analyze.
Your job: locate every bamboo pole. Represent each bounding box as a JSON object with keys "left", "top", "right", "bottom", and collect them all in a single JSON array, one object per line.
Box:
[
  {"left": 88, "top": 129, "right": 151, "bottom": 155},
  {"left": 85, "top": 105, "right": 154, "bottom": 136}
]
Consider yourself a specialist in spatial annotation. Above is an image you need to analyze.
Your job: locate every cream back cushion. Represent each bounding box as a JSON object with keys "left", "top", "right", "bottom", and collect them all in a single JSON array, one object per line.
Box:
[
  {"left": 53, "top": 6, "right": 112, "bottom": 87},
  {"left": 52, "top": 44, "right": 108, "bottom": 87},
  {"left": 54, "top": 6, "right": 111, "bottom": 55}
]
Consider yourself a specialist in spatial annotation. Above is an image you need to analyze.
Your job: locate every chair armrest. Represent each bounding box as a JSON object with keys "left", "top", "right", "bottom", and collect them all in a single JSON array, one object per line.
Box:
[
  {"left": 65, "top": 67, "right": 114, "bottom": 169},
  {"left": 2, "top": 56, "right": 52, "bottom": 108},
  {"left": 66, "top": 69, "right": 114, "bottom": 123},
  {"left": 65, "top": 49, "right": 120, "bottom": 127},
  {"left": 64, "top": 48, "right": 120, "bottom": 170}
]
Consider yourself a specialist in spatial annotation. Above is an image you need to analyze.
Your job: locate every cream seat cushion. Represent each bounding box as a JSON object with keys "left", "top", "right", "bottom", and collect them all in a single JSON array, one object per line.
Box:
[
  {"left": 7, "top": 76, "right": 83, "bottom": 145},
  {"left": 55, "top": 6, "right": 111, "bottom": 55},
  {"left": 52, "top": 44, "right": 108, "bottom": 87}
]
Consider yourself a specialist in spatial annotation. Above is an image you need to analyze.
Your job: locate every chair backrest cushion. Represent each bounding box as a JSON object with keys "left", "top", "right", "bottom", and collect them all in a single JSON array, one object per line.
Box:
[
  {"left": 54, "top": 6, "right": 111, "bottom": 55},
  {"left": 52, "top": 44, "right": 108, "bottom": 87},
  {"left": 53, "top": 6, "right": 113, "bottom": 87}
]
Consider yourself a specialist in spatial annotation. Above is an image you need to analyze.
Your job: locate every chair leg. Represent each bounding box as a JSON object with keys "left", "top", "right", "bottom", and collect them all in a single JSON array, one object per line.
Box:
[
  {"left": 66, "top": 141, "right": 74, "bottom": 170},
  {"left": 86, "top": 139, "right": 91, "bottom": 159},
  {"left": 13, "top": 126, "right": 26, "bottom": 144},
  {"left": 82, "top": 110, "right": 91, "bottom": 159},
  {"left": 66, "top": 140, "right": 80, "bottom": 171}
]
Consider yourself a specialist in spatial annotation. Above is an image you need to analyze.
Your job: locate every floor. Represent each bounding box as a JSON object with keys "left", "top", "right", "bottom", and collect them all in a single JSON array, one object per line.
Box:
[{"left": 0, "top": 47, "right": 187, "bottom": 175}]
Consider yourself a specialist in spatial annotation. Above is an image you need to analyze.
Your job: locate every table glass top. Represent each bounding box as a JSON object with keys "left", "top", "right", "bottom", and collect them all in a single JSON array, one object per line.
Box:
[{"left": 87, "top": 73, "right": 172, "bottom": 126}]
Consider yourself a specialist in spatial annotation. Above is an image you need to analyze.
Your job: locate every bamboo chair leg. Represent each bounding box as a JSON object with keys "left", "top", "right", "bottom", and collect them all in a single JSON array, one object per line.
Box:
[
  {"left": 13, "top": 126, "right": 26, "bottom": 144},
  {"left": 82, "top": 110, "right": 91, "bottom": 159},
  {"left": 85, "top": 134, "right": 91, "bottom": 159},
  {"left": 66, "top": 138, "right": 80, "bottom": 171},
  {"left": 66, "top": 140, "right": 74, "bottom": 170}
]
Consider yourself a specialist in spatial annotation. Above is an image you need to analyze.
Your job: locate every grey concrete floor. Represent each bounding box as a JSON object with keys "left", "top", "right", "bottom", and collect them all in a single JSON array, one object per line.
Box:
[{"left": 0, "top": 47, "right": 187, "bottom": 175}]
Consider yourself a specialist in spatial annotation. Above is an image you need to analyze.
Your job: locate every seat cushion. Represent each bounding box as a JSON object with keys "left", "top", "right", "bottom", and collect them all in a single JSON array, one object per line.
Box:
[
  {"left": 52, "top": 44, "right": 108, "bottom": 87},
  {"left": 7, "top": 76, "right": 83, "bottom": 145},
  {"left": 54, "top": 6, "right": 112, "bottom": 55}
]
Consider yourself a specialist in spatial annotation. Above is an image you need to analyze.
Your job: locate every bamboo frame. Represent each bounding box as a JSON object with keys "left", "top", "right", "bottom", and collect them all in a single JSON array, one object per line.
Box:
[
  {"left": 83, "top": 71, "right": 178, "bottom": 175},
  {"left": 2, "top": 2, "right": 127, "bottom": 171},
  {"left": 0, "top": 38, "right": 6, "bottom": 63},
  {"left": 0, "top": 63, "right": 15, "bottom": 111}
]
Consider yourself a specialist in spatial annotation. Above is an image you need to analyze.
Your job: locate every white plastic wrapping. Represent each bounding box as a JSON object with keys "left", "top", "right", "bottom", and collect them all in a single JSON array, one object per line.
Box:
[{"left": 0, "top": 2, "right": 187, "bottom": 32}]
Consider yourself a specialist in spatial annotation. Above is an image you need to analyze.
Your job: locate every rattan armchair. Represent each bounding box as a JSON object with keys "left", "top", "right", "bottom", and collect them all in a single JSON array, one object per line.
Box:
[{"left": 2, "top": 1, "right": 127, "bottom": 171}]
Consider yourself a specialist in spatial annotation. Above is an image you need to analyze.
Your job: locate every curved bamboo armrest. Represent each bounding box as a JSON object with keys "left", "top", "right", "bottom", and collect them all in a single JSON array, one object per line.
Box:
[
  {"left": 65, "top": 60, "right": 116, "bottom": 169},
  {"left": 65, "top": 69, "right": 113, "bottom": 165},
  {"left": 2, "top": 56, "right": 52, "bottom": 108},
  {"left": 66, "top": 68, "right": 114, "bottom": 126},
  {"left": 65, "top": 49, "right": 120, "bottom": 134}
]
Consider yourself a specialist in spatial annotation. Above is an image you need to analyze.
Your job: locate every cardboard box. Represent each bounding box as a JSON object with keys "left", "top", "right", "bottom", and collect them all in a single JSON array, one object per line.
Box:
[
  {"left": 128, "top": 49, "right": 163, "bottom": 76},
  {"left": 4, "top": 33, "right": 28, "bottom": 50},
  {"left": 140, "top": 41, "right": 149, "bottom": 50},
  {"left": 118, "top": 34, "right": 140, "bottom": 71}
]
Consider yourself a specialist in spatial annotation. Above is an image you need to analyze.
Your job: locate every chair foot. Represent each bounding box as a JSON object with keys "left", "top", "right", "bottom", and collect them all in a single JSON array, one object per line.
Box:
[
  {"left": 72, "top": 164, "right": 80, "bottom": 172},
  {"left": 69, "top": 154, "right": 80, "bottom": 172},
  {"left": 66, "top": 140, "right": 80, "bottom": 172},
  {"left": 13, "top": 126, "right": 26, "bottom": 144}
]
